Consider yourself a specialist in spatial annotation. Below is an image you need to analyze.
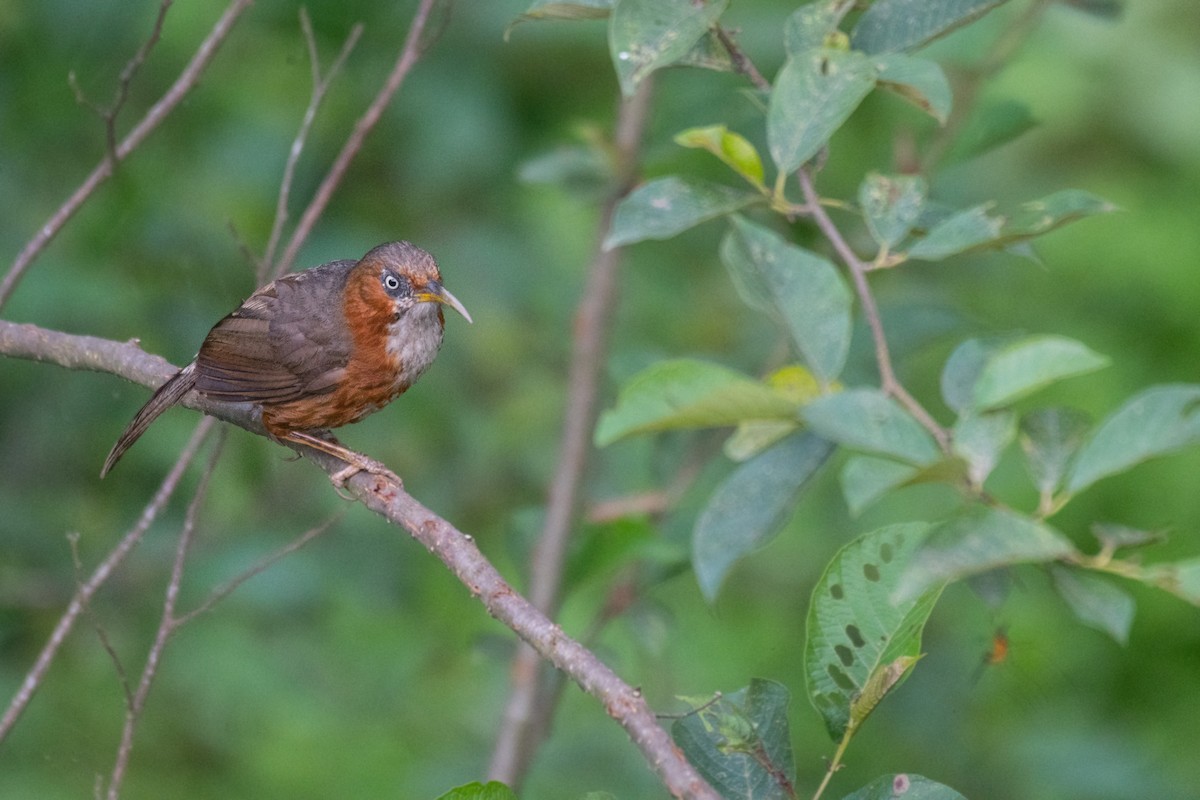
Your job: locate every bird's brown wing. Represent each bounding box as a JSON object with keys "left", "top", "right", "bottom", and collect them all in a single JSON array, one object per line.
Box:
[{"left": 194, "top": 261, "right": 355, "bottom": 403}]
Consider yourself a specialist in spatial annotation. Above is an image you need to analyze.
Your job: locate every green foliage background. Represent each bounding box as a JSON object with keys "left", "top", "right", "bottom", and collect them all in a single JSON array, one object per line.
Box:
[{"left": 1, "top": 1, "right": 1199, "bottom": 798}]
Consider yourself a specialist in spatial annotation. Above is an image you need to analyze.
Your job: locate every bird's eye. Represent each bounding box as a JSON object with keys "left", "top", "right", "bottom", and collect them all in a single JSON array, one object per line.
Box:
[{"left": 381, "top": 271, "right": 407, "bottom": 295}]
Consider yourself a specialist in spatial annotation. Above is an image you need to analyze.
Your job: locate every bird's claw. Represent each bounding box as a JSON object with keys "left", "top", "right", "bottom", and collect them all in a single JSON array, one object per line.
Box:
[{"left": 329, "top": 456, "right": 402, "bottom": 493}]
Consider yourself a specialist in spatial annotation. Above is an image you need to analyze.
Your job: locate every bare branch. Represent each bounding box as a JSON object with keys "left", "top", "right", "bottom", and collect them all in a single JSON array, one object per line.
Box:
[
  {"left": 104, "top": 436, "right": 223, "bottom": 800},
  {"left": 715, "top": 25, "right": 770, "bottom": 93},
  {"left": 0, "top": 415, "right": 214, "bottom": 744},
  {"left": 487, "top": 77, "right": 656, "bottom": 788},
  {"left": 276, "top": 0, "right": 445, "bottom": 274},
  {"left": 260, "top": 12, "right": 365, "bottom": 283},
  {"left": 0, "top": 318, "right": 720, "bottom": 799},
  {"left": 0, "top": 0, "right": 253, "bottom": 312}
]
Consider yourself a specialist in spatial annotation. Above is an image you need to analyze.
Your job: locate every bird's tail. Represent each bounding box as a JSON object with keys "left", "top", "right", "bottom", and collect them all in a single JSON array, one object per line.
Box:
[{"left": 100, "top": 363, "right": 197, "bottom": 478}]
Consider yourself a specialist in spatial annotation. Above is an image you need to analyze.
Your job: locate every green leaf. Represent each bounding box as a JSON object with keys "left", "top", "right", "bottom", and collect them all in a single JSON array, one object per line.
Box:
[
  {"left": 859, "top": 172, "right": 927, "bottom": 251},
  {"left": 1018, "top": 407, "right": 1091, "bottom": 495},
  {"left": 783, "top": 1, "right": 843, "bottom": 55},
  {"left": 945, "top": 98, "right": 1037, "bottom": 164},
  {"left": 971, "top": 335, "right": 1110, "bottom": 410},
  {"left": 512, "top": 0, "right": 612, "bottom": 23},
  {"left": 802, "top": 389, "right": 942, "bottom": 466},
  {"left": 435, "top": 781, "right": 519, "bottom": 800},
  {"left": 951, "top": 409, "right": 1015, "bottom": 487},
  {"left": 609, "top": 0, "right": 728, "bottom": 96},
  {"left": 694, "top": 433, "right": 834, "bottom": 601},
  {"left": 1050, "top": 566, "right": 1135, "bottom": 645},
  {"left": 896, "top": 506, "right": 1077, "bottom": 602},
  {"left": 675, "top": 124, "right": 765, "bottom": 187},
  {"left": 906, "top": 204, "right": 1003, "bottom": 261},
  {"left": 1057, "top": 0, "right": 1124, "bottom": 19},
  {"left": 517, "top": 145, "right": 611, "bottom": 196},
  {"left": 676, "top": 28, "right": 735, "bottom": 73},
  {"left": 851, "top": 0, "right": 1011, "bottom": 54},
  {"left": 594, "top": 358, "right": 799, "bottom": 446},
  {"left": 1090, "top": 522, "right": 1166, "bottom": 553},
  {"left": 874, "top": 54, "right": 952, "bottom": 123},
  {"left": 840, "top": 455, "right": 919, "bottom": 516},
  {"left": 806, "top": 523, "right": 942, "bottom": 741},
  {"left": 672, "top": 679, "right": 795, "bottom": 799},
  {"left": 767, "top": 48, "right": 877, "bottom": 174},
  {"left": 604, "top": 176, "right": 758, "bottom": 249},
  {"left": 722, "top": 217, "right": 852, "bottom": 383},
  {"left": 940, "top": 337, "right": 1005, "bottom": 415},
  {"left": 1066, "top": 384, "right": 1200, "bottom": 494},
  {"left": 725, "top": 366, "right": 823, "bottom": 461},
  {"left": 843, "top": 774, "right": 968, "bottom": 800},
  {"left": 1144, "top": 558, "right": 1200, "bottom": 606},
  {"left": 998, "top": 190, "right": 1118, "bottom": 244}
]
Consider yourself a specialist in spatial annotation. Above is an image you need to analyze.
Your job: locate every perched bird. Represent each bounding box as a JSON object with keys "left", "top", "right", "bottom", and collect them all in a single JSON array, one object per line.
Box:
[{"left": 101, "top": 241, "right": 471, "bottom": 481}]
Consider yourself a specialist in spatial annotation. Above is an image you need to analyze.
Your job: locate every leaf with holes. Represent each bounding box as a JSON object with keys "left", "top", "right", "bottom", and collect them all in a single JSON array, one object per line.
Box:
[
  {"left": 1066, "top": 384, "right": 1200, "bottom": 494},
  {"left": 609, "top": 0, "right": 728, "bottom": 96},
  {"left": 843, "top": 774, "right": 968, "bottom": 800},
  {"left": 767, "top": 47, "right": 877, "bottom": 174},
  {"left": 805, "top": 523, "right": 942, "bottom": 741},
  {"left": 896, "top": 505, "right": 1077, "bottom": 602},
  {"left": 605, "top": 176, "right": 758, "bottom": 249},
  {"left": 851, "top": 0, "right": 1011, "bottom": 54},
  {"left": 722, "top": 216, "right": 852, "bottom": 384},
  {"left": 672, "top": 679, "right": 795, "bottom": 800},
  {"left": 694, "top": 433, "right": 834, "bottom": 601}
]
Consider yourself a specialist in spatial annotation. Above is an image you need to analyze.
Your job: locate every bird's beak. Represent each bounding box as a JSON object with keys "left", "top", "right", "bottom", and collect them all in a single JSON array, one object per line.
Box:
[{"left": 418, "top": 281, "right": 473, "bottom": 324}]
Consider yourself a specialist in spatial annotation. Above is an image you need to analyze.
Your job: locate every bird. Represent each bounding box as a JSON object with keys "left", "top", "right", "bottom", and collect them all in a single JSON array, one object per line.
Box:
[{"left": 101, "top": 240, "right": 471, "bottom": 482}]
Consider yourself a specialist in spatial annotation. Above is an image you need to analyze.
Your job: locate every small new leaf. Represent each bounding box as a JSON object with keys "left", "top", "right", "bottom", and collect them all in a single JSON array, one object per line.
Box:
[{"left": 675, "top": 124, "right": 766, "bottom": 187}]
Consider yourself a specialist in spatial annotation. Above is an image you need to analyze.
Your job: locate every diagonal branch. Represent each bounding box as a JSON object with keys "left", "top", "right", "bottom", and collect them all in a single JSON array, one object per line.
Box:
[
  {"left": 0, "top": 0, "right": 254, "bottom": 312},
  {"left": 0, "top": 319, "right": 721, "bottom": 799}
]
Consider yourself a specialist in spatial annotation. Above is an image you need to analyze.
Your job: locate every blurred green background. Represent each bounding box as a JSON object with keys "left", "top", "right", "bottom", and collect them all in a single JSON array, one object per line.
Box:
[{"left": 2, "top": 1, "right": 1199, "bottom": 798}]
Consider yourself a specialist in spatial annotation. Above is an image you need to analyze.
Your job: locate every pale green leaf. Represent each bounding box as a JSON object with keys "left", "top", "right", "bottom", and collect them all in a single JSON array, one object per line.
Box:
[
  {"left": 767, "top": 47, "right": 877, "bottom": 173},
  {"left": 675, "top": 124, "right": 765, "bottom": 186},
  {"left": 1066, "top": 384, "right": 1200, "bottom": 494},
  {"left": 722, "top": 217, "right": 852, "bottom": 383},
  {"left": 896, "top": 506, "right": 1077, "bottom": 602},
  {"left": 594, "top": 359, "right": 798, "bottom": 445},
  {"left": 858, "top": 172, "right": 927, "bottom": 250},
  {"left": 604, "top": 176, "right": 757, "bottom": 249},
  {"left": 435, "top": 781, "right": 519, "bottom": 800},
  {"left": 1050, "top": 566, "right": 1135, "bottom": 645},
  {"left": 874, "top": 53, "right": 952, "bottom": 123},
  {"left": 1019, "top": 407, "right": 1092, "bottom": 495},
  {"left": 952, "top": 409, "right": 1015, "bottom": 487},
  {"left": 806, "top": 523, "right": 942, "bottom": 741},
  {"left": 941, "top": 337, "right": 1005, "bottom": 414},
  {"left": 609, "top": 0, "right": 728, "bottom": 96},
  {"left": 840, "top": 455, "right": 919, "bottom": 516},
  {"left": 906, "top": 205, "right": 1003, "bottom": 261},
  {"left": 783, "top": 1, "right": 842, "bottom": 54},
  {"left": 843, "top": 774, "right": 968, "bottom": 800},
  {"left": 694, "top": 434, "right": 834, "bottom": 601},
  {"left": 945, "top": 98, "right": 1036, "bottom": 164},
  {"left": 851, "top": 0, "right": 1011, "bottom": 54},
  {"left": 802, "top": 389, "right": 942, "bottom": 466},
  {"left": 972, "top": 335, "right": 1110, "bottom": 410}
]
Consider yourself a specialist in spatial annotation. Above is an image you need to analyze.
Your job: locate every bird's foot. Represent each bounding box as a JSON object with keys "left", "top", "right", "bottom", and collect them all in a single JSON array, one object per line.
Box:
[{"left": 329, "top": 454, "right": 402, "bottom": 490}]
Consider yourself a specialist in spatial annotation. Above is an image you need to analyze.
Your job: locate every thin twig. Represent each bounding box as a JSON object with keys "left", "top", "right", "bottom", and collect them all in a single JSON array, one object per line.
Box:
[
  {"left": 67, "top": 533, "right": 135, "bottom": 711},
  {"left": 0, "top": 0, "right": 253, "bottom": 312},
  {"left": 487, "top": 77, "right": 656, "bottom": 788},
  {"left": 0, "top": 418, "right": 215, "bottom": 744},
  {"left": 105, "top": 433, "right": 224, "bottom": 799},
  {"left": 260, "top": 12, "right": 364, "bottom": 283},
  {"left": 174, "top": 516, "right": 338, "bottom": 627},
  {"left": 797, "top": 168, "right": 949, "bottom": 450},
  {"left": 714, "top": 25, "right": 770, "bottom": 92},
  {"left": 275, "top": 0, "right": 445, "bottom": 275}
]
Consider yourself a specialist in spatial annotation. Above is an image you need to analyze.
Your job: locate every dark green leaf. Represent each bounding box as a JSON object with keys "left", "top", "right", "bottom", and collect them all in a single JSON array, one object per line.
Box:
[
  {"left": 972, "top": 335, "right": 1109, "bottom": 410},
  {"left": 906, "top": 204, "right": 1003, "bottom": 261},
  {"left": 1066, "top": 384, "right": 1200, "bottom": 494},
  {"left": 435, "top": 781, "right": 519, "bottom": 800},
  {"left": 517, "top": 145, "right": 612, "bottom": 196},
  {"left": 998, "top": 190, "right": 1118, "bottom": 244},
  {"left": 858, "top": 173, "right": 927, "bottom": 250},
  {"left": 609, "top": 0, "right": 728, "bottom": 96},
  {"left": 802, "top": 389, "right": 942, "bottom": 466},
  {"left": 604, "top": 176, "right": 758, "bottom": 249},
  {"left": 840, "top": 455, "right": 920, "bottom": 516},
  {"left": 783, "top": 1, "right": 843, "bottom": 55},
  {"left": 694, "top": 433, "right": 834, "bottom": 601},
  {"left": 1019, "top": 407, "right": 1091, "bottom": 495},
  {"left": 951, "top": 409, "right": 1015, "bottom": 487},
  {"left": 672, "top": 679, "right": 795, "bottom": 799},
  {"left": 676, "top": 124, "right": 765, "bottom": 186},
  {"left": 806, "top": 523, "right": 942, "bottom": 741},
  {"left": 896, "top": 506, "right": 1077, "bottom": 601},
  {"left": 767, "top": 48, "right": 877, "bottom": 173},
  {"left": 944, "top": 98, "right": 1036, "bottom": 164},
  {"left": 940, "top": 337, "right": 1005, "bottom": 415},
  {"left": 1050, "top": 566, "right": 1135, "bottom": 645},
  {"left": 722, "top": 217, "right": 852, "bottom": 383},
  {"left": 676, "top": 28, "right": 735, "bottom": 73},
  {"left": 1090, "top": 522, "right": 1167, "bottom": 553},
  {"left": 874, "top": 54, "right": 952, "bottom": 124},
  {"left": 594, "top": 359, "right": 799, "bottom": 445},
  {"left": 851, "top": 0, "right": 1011, "bottom": 54},
  {"left": 1057, "top": 0, "right": 1123, "bottom": 19},
  {"left": 843, "top": 773, "right": 968, "bottom": 800}
]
